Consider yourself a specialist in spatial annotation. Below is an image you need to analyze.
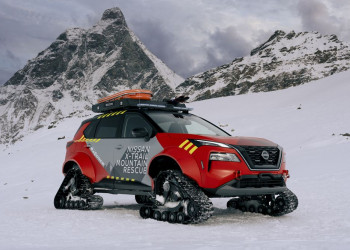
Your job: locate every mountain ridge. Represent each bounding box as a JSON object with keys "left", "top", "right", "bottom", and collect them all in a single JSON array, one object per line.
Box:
[{"left": 176, "top": 30, "right": 350, "bottom": 101}]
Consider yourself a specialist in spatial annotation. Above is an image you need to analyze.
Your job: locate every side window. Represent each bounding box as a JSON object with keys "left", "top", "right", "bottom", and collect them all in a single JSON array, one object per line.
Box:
[
  {"left": 95, "top": 116, "right": 123, "bottom": 138},
  {"left": 83, "top": 120, "right": 99, "bottom": 138},
  {"left": 122, "top": 113, "right": 153, "bottom": 138}
]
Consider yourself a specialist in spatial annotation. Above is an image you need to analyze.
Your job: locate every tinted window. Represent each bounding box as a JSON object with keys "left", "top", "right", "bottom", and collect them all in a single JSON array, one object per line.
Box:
[
  {"left": 83, "top": 120, "right": 99, "bottom": 138},
  {"left": 95, "top": 116, "right": 123, "bottom": 138},
  {"left": 122, "top": 113, "right": 153, "bottom": 138}
]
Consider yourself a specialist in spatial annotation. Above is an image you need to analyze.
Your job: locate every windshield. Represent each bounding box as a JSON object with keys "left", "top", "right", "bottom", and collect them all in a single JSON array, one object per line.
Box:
[{"left": 146, "top": 111, "right": 230, "bottom": 136}]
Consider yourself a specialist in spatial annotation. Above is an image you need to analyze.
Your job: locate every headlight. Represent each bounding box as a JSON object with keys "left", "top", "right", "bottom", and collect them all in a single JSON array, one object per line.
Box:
[
  {"left": 209, "top": 152, "right": 240, "bottom": 162},
  {"left": 191, "top": 139, "right": 230, "bottom": 148}
]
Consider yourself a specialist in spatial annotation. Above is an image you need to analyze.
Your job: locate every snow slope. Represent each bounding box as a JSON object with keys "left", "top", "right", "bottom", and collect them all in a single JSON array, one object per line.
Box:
[{"left": 1, "top": 71, "right": 350, "bottom": 249}]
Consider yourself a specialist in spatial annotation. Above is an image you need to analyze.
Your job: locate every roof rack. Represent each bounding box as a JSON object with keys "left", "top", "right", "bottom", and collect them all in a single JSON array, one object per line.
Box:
[{"left": 92, "top": 98, "right": 193, "bottom": 113}]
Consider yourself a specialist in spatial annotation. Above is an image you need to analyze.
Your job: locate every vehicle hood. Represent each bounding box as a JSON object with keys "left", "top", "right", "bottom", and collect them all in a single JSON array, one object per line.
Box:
[{"left": 168, "top": 134, "right": 278, "bottom": 147}]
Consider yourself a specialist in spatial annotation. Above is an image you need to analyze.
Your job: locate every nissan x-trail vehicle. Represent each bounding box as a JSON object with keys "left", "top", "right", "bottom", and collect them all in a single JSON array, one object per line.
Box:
[{"left": 54, "top": 89, "right": 298, "bottom": 224}]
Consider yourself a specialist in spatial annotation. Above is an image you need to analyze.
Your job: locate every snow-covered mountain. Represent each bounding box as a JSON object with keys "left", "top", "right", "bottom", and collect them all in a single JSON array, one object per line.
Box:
[
  {"left": 177, "top": 30, "right": 350, "bottom": 101},
  {"left": 1, "top": 70, "right": 350, "bottom": 249},
  {"left": 0, "top": 8, "right": 183, "bottom": 144}
]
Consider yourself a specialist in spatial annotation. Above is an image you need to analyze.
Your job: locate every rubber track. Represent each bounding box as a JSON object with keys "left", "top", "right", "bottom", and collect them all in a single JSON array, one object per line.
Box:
[
  {"left": 54, "top": 169, "right": 103, "bottom": 210},
  {"left": 270, "top": 189, "right": 298, "bottom": 216},
  {"left": 172, "top": 171, "right": 214, "bottom": 223},
  {"left": 151, "top": 170, "right": 214, "bottom": 224},
  {"left": 228, "top": 188, "right": 298, "bottom": 216}
]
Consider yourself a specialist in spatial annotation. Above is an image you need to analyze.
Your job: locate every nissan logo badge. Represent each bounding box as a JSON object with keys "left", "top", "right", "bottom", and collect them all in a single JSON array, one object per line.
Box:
[{"left": 261, "top": 150, "right": 269, "bottom": 160}]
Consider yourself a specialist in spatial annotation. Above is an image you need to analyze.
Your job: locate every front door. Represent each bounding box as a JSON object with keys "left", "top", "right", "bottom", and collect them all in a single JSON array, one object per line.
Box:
[
  {"left": 111, "top": 112, "right": 163, "bottom": 187},
  {"left": 90, "top": 111, "right": 163, "bottom": 191}
]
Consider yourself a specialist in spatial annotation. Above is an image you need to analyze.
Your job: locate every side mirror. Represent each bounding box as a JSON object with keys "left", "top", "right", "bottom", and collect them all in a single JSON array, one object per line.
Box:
[{"left": 132, "top": 127, "right": 150, "bottom": 141}]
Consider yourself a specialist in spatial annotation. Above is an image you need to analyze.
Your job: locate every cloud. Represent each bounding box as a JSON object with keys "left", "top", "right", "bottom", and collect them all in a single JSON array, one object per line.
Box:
[
  {"left": 131, "top": 19, "right": 196, "bottom": 77},
  {"left": 297, "top": 0, "right": 340, "bottom": 35},
  {"left": 205, "top": 26, "right": 252, "bottom": 69}
]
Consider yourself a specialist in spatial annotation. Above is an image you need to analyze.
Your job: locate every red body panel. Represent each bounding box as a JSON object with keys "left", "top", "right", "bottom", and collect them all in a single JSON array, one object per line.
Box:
[{"left": 63, "top": 122, "right": 109, "bottom": 182}]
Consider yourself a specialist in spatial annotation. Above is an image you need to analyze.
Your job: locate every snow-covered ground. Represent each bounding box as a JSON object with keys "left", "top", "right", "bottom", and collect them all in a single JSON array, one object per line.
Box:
[{"left": 1, "top": 71, "right": 350, "bottom": 249}]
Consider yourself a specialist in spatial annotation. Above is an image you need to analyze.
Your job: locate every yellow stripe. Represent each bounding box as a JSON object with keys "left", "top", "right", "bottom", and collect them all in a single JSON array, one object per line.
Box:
[
  {"left": 116, "top": 177, "right": 120, "bottom": 180},
  {"left": 106, "top": 176, "right": 110, "bottom": 179},
  {"left": 95, "top": 139, "right": 101, "bottom": 142},
  {"left": 106, "top": 113, "right": 113, "bottom": 117},
  {"left": 97, "top": 115, "right": 103, "bottom": 119},
  {"left": 179, "top": 140, "right": 189, "bottom": 148},
  {"left": 120, "top": 110, "right": 127, "bottom": 114},
  {"left": 131, "top": 179, "right": 135, "bottom": 182},
  {"left": 111, "top": 176, "right": 114, "bottom": 179},
  {"left": 184, "top": 142, "right": 193, "bottom": 151},
  {"left": 114, "top": 111, "right": 121, "bottom": 115},
  {"left": 189, "top": 146, "right": 198, "bottom": 154},
  {"left": 121, "top": 177, "right": 125, "bottom": 181},
  {"left": 126, "top": 178, "right": 130, "bottom": 181}
]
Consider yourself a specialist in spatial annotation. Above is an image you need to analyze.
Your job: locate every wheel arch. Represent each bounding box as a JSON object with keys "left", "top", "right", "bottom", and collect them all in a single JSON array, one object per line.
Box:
[
  {"left": 62, "top": 152, "right": 96, "bottom": 182},
  {"left": 148, "top": 151, "right": 202, "bottom": 186},
  {"left": 62, "top": 161, "right": 78, "bottom": 174},
  {"left": 148, "top": 155, "right": 181, "bottom": 179}
]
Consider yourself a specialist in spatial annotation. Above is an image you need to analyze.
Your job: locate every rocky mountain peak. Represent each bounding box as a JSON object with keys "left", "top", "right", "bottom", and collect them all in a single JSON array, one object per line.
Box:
[
  {"left": 250, "top": 30, "right": 287, "bottom": 56},
  {"left": 101, "top": 7, "right": 125, "bottom": 22},
  {"left": 0, "top": 8, "right": 183, "bottom": 144}
]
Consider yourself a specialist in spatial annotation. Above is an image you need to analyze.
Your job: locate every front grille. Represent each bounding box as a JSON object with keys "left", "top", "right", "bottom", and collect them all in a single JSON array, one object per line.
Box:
[
  {"left": 232, "top": 175, "right": 285, "bottom": 188},
  {"left": 234, "top": 145, "right": 281, "bottom": 170}
]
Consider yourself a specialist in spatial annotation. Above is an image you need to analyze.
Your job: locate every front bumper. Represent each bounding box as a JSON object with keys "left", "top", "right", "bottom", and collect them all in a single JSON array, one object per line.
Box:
[{"left": 204, "top": 174, "right": 287, "bottom": 197}]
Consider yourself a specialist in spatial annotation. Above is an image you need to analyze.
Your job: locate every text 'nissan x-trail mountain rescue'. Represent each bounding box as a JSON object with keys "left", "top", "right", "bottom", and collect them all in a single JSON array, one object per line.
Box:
[{"left": 54, "top": 89, "right": 298, "bottom": 224}]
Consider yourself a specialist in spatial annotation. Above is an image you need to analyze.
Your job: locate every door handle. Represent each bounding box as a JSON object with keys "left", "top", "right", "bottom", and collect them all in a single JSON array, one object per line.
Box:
[{"left": 115, "top": 145, "right": 124, "bottom": 150}]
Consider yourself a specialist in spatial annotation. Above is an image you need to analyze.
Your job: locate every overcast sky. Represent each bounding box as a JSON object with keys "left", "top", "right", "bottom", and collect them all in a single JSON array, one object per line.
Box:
[{"left": 1, "top": 0, "right": 350, "bottom": 84}]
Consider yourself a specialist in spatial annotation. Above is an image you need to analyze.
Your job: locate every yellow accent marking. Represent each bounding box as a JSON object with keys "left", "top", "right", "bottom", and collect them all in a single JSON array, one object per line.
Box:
[
  {"left": 95, "top": 139, "right": 101, "bottom": 142},
  {"left": 113, "top": 111, "right": 121, "bottom": 116},
  {"left": 116, "top": 177, "right": 120, "bottom": 180},
  {"left": 111, "top": 176, "right": 114, "bottom": 179},
  {"left": 121, "top": 177, "right": 125, "bottom": 181},
  {"left": 131, "top": 179, "right": 135, "bottom": 182},
  {"left": 106, "top": 113, "right": 113, "bottom": 117},
  {"left": 97, "top": 115, "right": 102, "bottom": 119},
  {"left": 179, "top": 140, "right": 189, "bottom": 148},
  {"left": 106, "top": 176, "right": 110, "bottom": 179},
  {"left": 184, "top": 142, "right": 193, "bottom": 151},
  {"left": 189, "top": 146, "right": 198, "bottom": 154},
  {"left": 120, "top": 110, "right": 127, "bottom": 114},
  {"left": 126, "top": 178, "right": 130, "bottom": 181},
  {"left": 78, "top": 135, "right": 84, "bottom": 141}
]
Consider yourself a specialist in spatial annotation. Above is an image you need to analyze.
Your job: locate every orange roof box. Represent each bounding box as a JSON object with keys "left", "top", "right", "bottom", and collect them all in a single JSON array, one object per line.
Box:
[{"left": 97, "top": 89, "right": 153, "bottom": 104}]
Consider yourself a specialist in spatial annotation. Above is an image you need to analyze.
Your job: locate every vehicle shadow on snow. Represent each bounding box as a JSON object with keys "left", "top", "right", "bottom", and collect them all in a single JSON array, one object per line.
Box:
[
  {"left": 200, "top": 207, "right": 274, "bottom": 226},
  {"left": 100, "top": 203, "right": 277, "bottom": 225},
  {"left": 102, "top": 203, "right": 141, "bottom": 211}
]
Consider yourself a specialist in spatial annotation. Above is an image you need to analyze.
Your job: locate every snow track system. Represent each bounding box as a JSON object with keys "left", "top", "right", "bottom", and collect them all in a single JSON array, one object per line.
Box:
[
  {"left": 139, "top": 170, "right": 214, "bottom": 224},
  {"left": 54, "top": 168, "right": 103, "bottom": 210},
  {"left": 226, "top": 189, "right": 298, "bottom": 216}
]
